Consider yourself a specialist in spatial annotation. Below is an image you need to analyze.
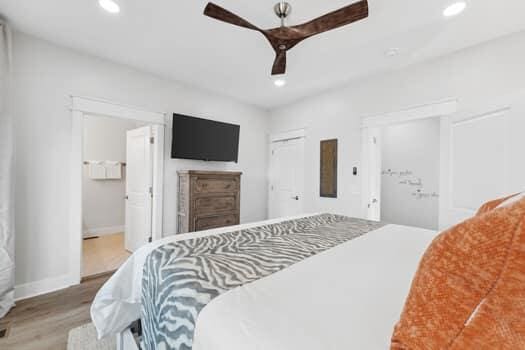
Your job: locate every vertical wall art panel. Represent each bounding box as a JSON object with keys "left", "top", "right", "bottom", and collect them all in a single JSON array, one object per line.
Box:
[{"left": 320, "top": 139, "right": 338, "bottom": 198}]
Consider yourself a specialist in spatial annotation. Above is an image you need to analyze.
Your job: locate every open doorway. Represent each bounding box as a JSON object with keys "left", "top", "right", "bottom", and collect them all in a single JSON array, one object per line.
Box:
[
  {"left": 361, "top": 100, "right": 457, "bottom": 229},
  {"left": 81, "top": 115, "right": 163, "bottom": 278},
  {"left": 82, "top": 115, "right": 149, "bottom": 278},
  {"left": 379, "top": 118, "right": 440, "bottom": 230},
  {"left": 70, "top": 97, "right": 165, "bottom": 283},
  {"left": 363, "top": 119, "right": 441, "bottom": 230}
]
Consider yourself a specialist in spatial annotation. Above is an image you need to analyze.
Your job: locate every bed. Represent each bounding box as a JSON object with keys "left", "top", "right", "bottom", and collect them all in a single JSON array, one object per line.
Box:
[{"left": 91, "top": 213, "right": 437, "bottom": 350}]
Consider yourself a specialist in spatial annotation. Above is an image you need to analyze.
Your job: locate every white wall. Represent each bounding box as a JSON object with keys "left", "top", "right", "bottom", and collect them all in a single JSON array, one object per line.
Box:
[
  {"left": 439, "top": 94, "right": 525, "bottom": 230},
  {"left": 269, "top": 30, "right": 525, "bottom": 219},
  {"left": 10, "top": 31, "right": 270, "bottom": 298},
  {"left": 380, "top": 118, "right": 440, "bottom": 230},
  {"left": 82, "top": 115, "right": 143, "bottom": 237}
]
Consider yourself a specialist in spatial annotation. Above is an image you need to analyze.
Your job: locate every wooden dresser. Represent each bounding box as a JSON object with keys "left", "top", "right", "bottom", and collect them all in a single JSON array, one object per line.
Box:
[{"left": 177, "top": 170, "right": 242, "bottom": 233}]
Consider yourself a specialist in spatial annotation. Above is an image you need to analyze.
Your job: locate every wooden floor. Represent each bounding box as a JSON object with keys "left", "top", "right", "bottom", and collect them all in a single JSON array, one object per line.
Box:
[
  {"left": 0, "top": 274, "right": 110, "bottom": 350},
  {"left": 83, "top": 232, "right": 131, "bottom": 278}
]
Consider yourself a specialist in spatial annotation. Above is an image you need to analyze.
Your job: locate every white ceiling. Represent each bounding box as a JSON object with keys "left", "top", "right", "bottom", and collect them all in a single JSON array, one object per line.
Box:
[{"left": 1, "top": 0, "right": 525, "bottom": 109}]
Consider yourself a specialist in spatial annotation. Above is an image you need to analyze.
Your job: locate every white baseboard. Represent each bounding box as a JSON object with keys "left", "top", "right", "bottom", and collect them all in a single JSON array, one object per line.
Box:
[
  {"left": 83, "top": 225, "right": 125, "bottom": 238},
  {"left": 15, "top": 273, "right": 76, "bottom": 301}
]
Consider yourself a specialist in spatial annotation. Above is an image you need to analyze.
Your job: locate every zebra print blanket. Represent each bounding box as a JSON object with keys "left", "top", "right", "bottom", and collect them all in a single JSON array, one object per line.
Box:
[{"left": 141, "top": 214, "right": 384, "bottom": 350}]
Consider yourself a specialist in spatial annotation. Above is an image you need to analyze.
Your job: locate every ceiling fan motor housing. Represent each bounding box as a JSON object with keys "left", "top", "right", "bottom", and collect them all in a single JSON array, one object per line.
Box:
[{"left": 274, "top": 2, "right": 292, "bottom": 19}]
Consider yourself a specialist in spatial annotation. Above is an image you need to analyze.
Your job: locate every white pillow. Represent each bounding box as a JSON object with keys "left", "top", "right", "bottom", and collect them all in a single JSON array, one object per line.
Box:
[{"left": 496, "top": 192, "right": 525, "bottom": 209}]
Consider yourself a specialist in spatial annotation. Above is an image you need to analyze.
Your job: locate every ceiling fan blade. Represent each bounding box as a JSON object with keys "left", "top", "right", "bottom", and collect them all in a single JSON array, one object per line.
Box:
[
  {"left": 271, "top": 51, "right": 287, "bottom": 75},
  {"left": 204, "top": 3, "right": 261, "bottom": 31},
  {"left": 291, "top": 0, "right": 368, "bottom": 39}
]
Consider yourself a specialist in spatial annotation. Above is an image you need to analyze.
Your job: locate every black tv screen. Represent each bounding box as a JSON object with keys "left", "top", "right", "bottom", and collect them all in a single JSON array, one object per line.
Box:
[{"left": 171, "top": 114, "right": 240, "bottom": 162}]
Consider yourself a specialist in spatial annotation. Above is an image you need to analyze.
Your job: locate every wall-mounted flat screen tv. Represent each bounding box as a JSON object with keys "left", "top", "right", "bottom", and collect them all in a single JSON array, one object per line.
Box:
[{"left": 171, "top": 114, "right": 240, "bottom": 162}]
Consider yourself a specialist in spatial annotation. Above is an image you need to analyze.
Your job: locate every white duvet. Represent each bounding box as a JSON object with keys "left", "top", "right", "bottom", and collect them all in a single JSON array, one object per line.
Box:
[{"left": 91, "top": 215, "right": 437, "bottom": 349}]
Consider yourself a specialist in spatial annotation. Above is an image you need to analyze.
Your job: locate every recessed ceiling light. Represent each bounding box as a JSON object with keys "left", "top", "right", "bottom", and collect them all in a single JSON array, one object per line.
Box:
[
  {"left": 99, "top": 0, "right": 120, "bottom": 14},
  {"left": 274, "top": 78, "right": 286, "bottom": 87},
  {"left": 443, "top": 2, "right": 467, "bottom": 17}
]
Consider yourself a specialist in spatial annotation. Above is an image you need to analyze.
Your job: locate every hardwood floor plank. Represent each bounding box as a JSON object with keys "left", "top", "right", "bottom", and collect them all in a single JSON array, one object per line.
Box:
[{"left": 0, "top": 275, "right": 110, "bottom": 350}]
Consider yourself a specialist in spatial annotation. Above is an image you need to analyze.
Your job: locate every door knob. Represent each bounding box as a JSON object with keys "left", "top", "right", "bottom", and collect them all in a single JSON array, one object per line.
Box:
[{"left": 292, "top": 196, "right": 299, "bottom": 201}]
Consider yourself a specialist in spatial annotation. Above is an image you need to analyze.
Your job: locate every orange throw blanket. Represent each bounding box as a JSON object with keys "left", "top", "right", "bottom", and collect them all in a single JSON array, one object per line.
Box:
[
  {"left": 392, "top": 198, "right": 525, "bottom": 350},
  {"left": 476, "top": 193, "right": 520, "bottom": 216}
]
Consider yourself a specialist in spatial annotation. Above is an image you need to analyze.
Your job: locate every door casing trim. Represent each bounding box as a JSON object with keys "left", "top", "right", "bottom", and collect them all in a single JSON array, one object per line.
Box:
[{"left": 69, "top": 96, "right": 166, "bottom": 286}]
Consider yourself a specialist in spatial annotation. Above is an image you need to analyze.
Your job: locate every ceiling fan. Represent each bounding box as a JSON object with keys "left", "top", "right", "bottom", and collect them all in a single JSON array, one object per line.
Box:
[{"left": 203, "top": 0, "right": 369, "bottom": 76}]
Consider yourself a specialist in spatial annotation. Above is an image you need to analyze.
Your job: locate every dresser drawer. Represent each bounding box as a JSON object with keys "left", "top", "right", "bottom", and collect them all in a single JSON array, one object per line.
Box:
[
  {"left": 193, "top": 176, "right": 239, "bottom": 194},
  {"left": 194, "top": 214, "right": 238, "bottom": 231},
  {"left": 178, "top": 171, "right": 242, "bottom": 234},
  {"left": 193, "top": 195, "right": 237, "bottom": 215}
]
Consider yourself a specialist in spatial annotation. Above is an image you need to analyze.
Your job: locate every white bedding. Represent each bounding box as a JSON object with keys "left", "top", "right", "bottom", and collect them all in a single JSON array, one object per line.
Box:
[
  {"left": 92, "top": 215, "right": 437, "bottom": 349},
  {"left": 91, "top": 214, "right": 319, "bottom": 339},
  {"left": 193, "top": 224, "right": 436, "bottom": 350}
]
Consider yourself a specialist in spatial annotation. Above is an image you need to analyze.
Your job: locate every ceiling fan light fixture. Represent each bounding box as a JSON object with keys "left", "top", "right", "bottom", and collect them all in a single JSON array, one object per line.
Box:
[
  {"left": 273, "top": 77, "right": 287, "bottom": 87},
  {"left": 443, "top": 2, "right": 467, "bottom": 17},
  {"left": 99, "top": 0, "right": 120, "bottom": 14}
]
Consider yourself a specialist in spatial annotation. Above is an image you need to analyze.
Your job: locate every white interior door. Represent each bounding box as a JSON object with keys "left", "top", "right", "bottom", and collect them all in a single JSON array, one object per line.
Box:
[
  {"left": 439, "top": 93, "right": 525, "bottom": 230},
  {"left": 125, "top": 126, "right": 153, "bottom": 252},
  {"left": 363, "top": 127, "right": 382, "bottom": 221},
  {"left": 268, "top": 138, "right": 305, "bottom": 219}
]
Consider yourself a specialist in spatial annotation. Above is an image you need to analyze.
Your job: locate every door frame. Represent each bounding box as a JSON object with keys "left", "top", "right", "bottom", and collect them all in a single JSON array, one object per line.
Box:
[
  {"left": 361, "top": 127, "right": 382, "bottom": 221},
  {"left": 360, "top": 99, "right": 458, "bottom": 220},
  {"left": 268, "top": 128, "right": 306, "bottom": 219},
  {"left": 69, "top": 96, "right": 166, "bottom": 285}
]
